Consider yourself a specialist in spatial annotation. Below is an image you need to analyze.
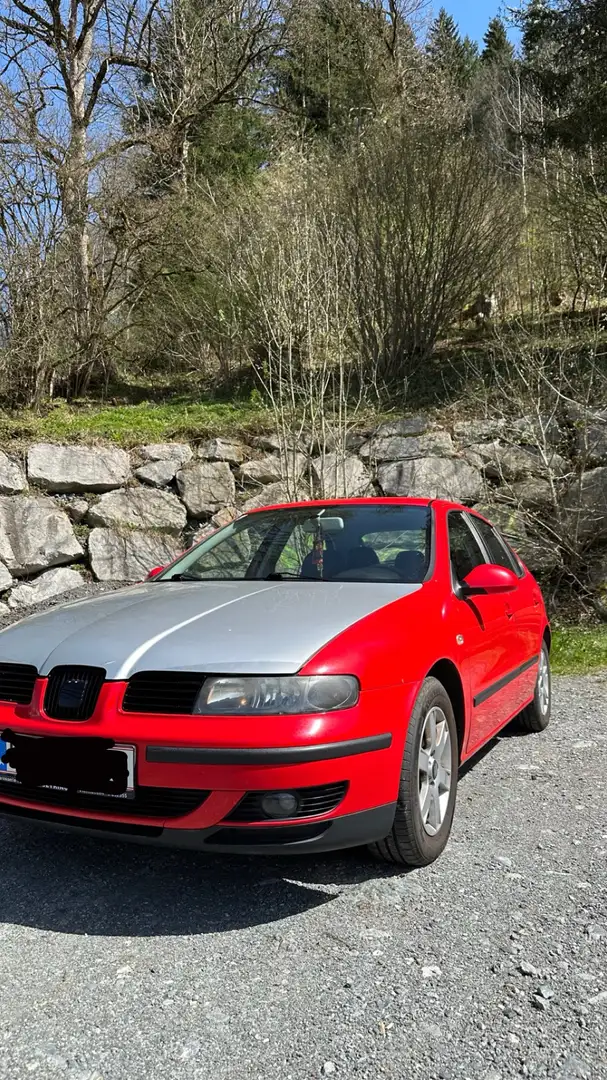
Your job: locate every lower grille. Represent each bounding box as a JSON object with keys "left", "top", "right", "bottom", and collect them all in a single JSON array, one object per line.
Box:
[
  {"left": 226, "top": 782, "right": 348, "bottom": 822},
  {"left": 207, "top": 823, "right": 330, "bottom": 846},
  {"left": 44, "top": 666, "right": 106, "bottom": 721},
  {"left": 0, "top": 778, "right": 209, "bottom": 819},
  {"left": 0, "top": 663, "right": 38, "bottom": 705}
]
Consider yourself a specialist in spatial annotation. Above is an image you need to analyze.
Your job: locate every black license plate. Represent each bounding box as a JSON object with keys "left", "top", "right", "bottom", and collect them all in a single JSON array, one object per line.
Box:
[{"left": 0, "top": 731, "right": 135, "bottom": 798}]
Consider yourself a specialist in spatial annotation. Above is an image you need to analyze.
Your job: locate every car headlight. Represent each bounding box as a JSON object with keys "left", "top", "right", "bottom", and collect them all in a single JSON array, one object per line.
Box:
[{"left": 193, "top": 675, "right": 359, "bottom": 715}]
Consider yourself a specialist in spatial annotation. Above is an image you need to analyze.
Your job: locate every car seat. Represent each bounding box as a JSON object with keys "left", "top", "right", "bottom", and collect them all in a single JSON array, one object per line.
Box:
[
  {"left": 299, "top": 548, "right": 345, "bottom": 579},
  {"left": 394, "top": 550, "right": 426, "bottom": 583}
]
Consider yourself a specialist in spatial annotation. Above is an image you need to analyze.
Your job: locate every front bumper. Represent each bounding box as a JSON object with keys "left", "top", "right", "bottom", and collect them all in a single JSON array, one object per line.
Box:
[
  {"left": 0, "top": 680, "right": 414, "bottom": 853},
  {"left": 0, "top": 799, "right": 397, "bottom": 854}
]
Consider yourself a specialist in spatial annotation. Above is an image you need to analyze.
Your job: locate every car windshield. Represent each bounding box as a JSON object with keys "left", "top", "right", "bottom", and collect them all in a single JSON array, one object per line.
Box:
[{"left": 159, "top": 504, "right": 432, "bottom": 584}]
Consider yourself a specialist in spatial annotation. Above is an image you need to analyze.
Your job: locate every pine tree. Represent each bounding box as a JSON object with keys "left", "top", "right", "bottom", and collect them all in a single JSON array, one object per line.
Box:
[
  {"left": 481, "top": 16, "right": 515, "bottom": 66},
  {"left": 275, "top": 0, "right": 413, "bottom": 141},
  {"left": 426, "top": 9, "right": 478, "bottom": 87}
]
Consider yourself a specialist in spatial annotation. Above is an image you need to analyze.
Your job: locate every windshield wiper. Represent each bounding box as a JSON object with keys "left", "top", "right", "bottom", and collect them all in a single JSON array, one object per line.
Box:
[{"left": 264, "top": 572, "right": 325, "bottom": 581}]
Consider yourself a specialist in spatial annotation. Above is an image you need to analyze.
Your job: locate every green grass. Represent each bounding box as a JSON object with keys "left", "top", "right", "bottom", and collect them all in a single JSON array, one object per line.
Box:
[
  {"left": 0, "top": 399, "right": 274, "bottom": 448},
  {"left": 551, "top": 626, "right": 607, "bottom": 675}
]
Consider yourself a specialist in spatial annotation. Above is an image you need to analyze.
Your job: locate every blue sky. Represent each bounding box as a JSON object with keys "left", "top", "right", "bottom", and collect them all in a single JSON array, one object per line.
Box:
[{"left": 443, "top": 2, "right": 520, "bottom": 44}]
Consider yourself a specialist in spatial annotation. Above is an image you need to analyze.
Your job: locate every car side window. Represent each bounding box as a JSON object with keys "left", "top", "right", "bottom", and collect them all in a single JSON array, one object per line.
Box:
[
  {"left": 470, "top": 517, "right": 522, "bottom": 577},
  {"left": 448, "top": 512, "right": 486, "bottom": 584}
]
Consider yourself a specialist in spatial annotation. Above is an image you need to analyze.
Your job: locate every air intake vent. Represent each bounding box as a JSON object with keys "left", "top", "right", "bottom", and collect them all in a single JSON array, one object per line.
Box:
[
  {"left": 122, "top": 672, "right": 206, "bottom": 715},
  {"left": 0, "top": 778, "right": 208, "bottom": 819},
  {"left": 226, "top": 782, "right": 349, "bottom": 822},
  {"left": 44, "top": 666, "right": 106, "bottom": 721},
  {"left": 0, "top": 663, "right": 38, "bottom": 705}
]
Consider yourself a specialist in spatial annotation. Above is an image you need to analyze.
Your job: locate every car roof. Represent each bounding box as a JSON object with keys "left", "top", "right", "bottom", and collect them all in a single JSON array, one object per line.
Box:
[{"left": 246, "top": 497, "right": 469, "bottom": 515}]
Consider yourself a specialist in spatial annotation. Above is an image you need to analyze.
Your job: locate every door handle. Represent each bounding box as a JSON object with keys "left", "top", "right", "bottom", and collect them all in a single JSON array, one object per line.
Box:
[{"left": 505, "top": 603, "right": 514, "bottom": 620}]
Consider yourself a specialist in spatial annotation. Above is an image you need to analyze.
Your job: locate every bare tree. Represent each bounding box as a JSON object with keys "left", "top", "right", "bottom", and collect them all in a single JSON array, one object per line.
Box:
[
  {"left": 343, "top": 105, "right": 521, "bottom": 384},
  {"left": 0, "top": 0, "right": 165, "bottom": 394},
  {"left": 135, "top": 0, "right": 281, "bottom": 192}
]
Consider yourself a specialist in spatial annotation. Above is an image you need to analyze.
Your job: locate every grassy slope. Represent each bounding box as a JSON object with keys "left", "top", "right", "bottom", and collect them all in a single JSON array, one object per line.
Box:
[{"left": 551, "top": 627, "right": 607, "bottom": 675}]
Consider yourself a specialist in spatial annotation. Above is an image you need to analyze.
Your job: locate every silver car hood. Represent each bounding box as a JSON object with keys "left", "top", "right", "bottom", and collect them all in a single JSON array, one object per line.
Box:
[{"left": 0, "top": 580, "right": 421, "bottom": 678}]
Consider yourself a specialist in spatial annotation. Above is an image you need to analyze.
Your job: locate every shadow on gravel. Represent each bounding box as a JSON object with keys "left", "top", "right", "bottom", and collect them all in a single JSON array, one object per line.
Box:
[
  {"left": 0, "top": 723, "right": 526, "bottom": 939},
  {"left": 0, "top": 819, "right": 401, "bottom": 937}
]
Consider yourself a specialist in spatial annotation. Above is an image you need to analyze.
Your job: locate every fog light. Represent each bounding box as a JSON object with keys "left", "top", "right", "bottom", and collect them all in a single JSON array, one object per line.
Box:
[{"left": 260, "top": 791, "right": 300, "bottom": 818}]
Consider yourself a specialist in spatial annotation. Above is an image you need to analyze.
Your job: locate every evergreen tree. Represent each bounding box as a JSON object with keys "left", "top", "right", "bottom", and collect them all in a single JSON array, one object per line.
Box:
[
  {"left": 481, "top": 17, "right": 514, "bottom": 66},
  {"left": 426, "top": 9, "right": 477, "bottom": 86},
  {"left": 518, "top": 0, "right": 607, "bottom": 149},
  {"left": 275, "top": 0, "right": 413, "bottom": 142}
]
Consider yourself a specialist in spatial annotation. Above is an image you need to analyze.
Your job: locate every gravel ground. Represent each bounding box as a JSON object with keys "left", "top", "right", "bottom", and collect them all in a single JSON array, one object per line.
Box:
[{"left": 0, "top": 602, "right": 604, "bottom": 1080}]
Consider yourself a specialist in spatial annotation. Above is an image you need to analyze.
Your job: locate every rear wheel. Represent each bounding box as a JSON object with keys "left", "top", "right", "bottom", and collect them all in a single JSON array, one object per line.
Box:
[
  {"left": 369, "top": 677, "right": 458, "bottom": 868},
  {"left": 518, "top": 642, "right": 551, "bottom": 733}
]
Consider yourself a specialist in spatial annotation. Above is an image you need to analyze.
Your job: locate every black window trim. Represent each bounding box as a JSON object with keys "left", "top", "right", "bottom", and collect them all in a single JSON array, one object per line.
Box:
[
  {"left": 447, "top": 509, "right": 488, "bottom": 593},
  {"left": 466, "top": 512, "right": 525, "bottom": 580}
]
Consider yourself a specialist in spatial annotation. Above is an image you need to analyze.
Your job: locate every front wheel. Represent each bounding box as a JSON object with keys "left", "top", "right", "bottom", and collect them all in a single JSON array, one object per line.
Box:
[
  {"left": 369, "top": 677, "right": 459, "bottom": 868},
  {"left": 518, "top": 642, "right": 551, "bottom": 733}
]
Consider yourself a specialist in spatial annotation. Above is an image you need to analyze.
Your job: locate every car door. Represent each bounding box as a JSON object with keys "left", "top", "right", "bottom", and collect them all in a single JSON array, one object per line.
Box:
[
  {"left": 447, "top": 511, "right": 521, "bottom": 755},
  {"left": 469, "top": 514, "right": 542, "bottom": 705}
]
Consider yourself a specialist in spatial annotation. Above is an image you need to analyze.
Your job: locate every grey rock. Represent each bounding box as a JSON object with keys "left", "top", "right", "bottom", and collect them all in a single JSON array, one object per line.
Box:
[
  {"left": 8, "top": 567, "right": 84, "bottom": 610},
  {"left": 360, "top": 430, "right": 453, "bottom": 463},
  {"left": 511, "top": 413, "right": 563, "bottom": 448},
  {"left": 193, "top": 507, "right": 239, "bottom": 544},
  {"left": 211, "top": 506, "right": 239, "bottom": 529},
  {"left": 0, "top": 562, "right": 12, "bottom": 592},
  {"left": 28, "top": 444, "right": 130, "bottom": 493},
  {"left": 87, "top": 488, "right": 186, "bottom": 533},
  {"left": 373, "top": 415, "right": 430, "bottom": 439},
  {"left": 312, "top": 453, "right": 373, "bottom": 498},
  {"left": 518, "top": 961, "right": 538, "bottom": 976},
  {"left": 575, "top": 411, "right": 607, "bottom": 465},
  {"left": 0, "top": 601, "right": 10, "bottom": 616},
  {"left": 241, "top": 480, "right": 310, "bottom": 513},
  {"left": 64, "top": 497, "right": 89, "bottom": 523},
  {"left": 321, "top": 1063, "right": 336, "bottom": 1076},
  {"left": 536, "top": 984, "right": 554, "bottom": 999},
  {"left": 532, "top": 995, "right": 548, "bottom": 1011},
  {"left": 468, "top": 441, "right": 562, "bottom": 481},
  {"left": 238, "top": 453, "right": 307, "bottom": 487},
  {"left": 453, "top": 417, "right": 508, "bottom": 445},
  {"left": 345, "top": 431, "right": 369, "bottom": 452},
  {"left": 252, "top": 433, "right": 302, "bottom": 454},
  {"left": 137, "top": 443, "right": 193, "bottom": 466},
  {"left": 378, "top": 457, "right": 483, "bottom": 503},
  {"left": 238, "top": 457, "right": 283, "bottom": 486},
  {"left": 176, "top": 461, "right": 236, "bottom": 518},
  {"left": 0, "top": 496, "right": 83, "bottom": 576},
  {"left": 135, "top": 459, "right": 181, "bottom": 488},
  {"left": 89, "top": 529, "right": 181, "bottom": 582},
  {"left": 501, "top": 478, "right": 556, "bottom": 507},
  {"left": 0, "top": 451, "right": 26, "bottom": 495},
  {"left": 197, "top": 437, "right": 248, "bottom": 465},
  {"left": 564, "top": 466, "right": 607, "bottom": 542}
]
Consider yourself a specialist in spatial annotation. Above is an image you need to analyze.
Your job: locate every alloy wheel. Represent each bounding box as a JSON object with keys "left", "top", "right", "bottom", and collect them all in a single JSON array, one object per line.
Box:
[{"left": 418, "top": 706, "right": 452, "bottom": 836}]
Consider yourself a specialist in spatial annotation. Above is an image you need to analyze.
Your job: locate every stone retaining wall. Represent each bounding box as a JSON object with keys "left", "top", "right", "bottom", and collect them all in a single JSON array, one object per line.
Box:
[{"left": 0, "top": 409, "right": 600, "bottom": 612}]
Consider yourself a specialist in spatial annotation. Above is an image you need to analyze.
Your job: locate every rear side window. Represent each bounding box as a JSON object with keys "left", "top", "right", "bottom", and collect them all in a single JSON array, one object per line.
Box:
[
  {"left": 448, "top": 512, "right": 486, "bottom": 583},
  {"left": 470, "top": 516, "right": 522, "bottom": 576}
]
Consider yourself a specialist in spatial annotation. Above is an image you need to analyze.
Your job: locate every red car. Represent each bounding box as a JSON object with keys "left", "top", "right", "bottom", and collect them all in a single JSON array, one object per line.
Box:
[{"left": 0, "top": 498, "right": 550, "bottom": 867}]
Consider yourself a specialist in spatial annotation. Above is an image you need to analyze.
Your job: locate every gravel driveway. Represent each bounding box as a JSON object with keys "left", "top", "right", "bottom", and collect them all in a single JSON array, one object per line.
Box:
[{"left": 0, "top": 670, "right": 605, "bottom": 1080}]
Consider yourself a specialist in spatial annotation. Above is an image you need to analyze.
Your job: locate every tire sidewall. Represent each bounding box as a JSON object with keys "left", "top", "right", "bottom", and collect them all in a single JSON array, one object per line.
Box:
[
  {"left": 534, "top": 642, "right": 552, "bottom": 726},
  {"left": 399, "top": 678, "right": 459, "bottom": 863}
]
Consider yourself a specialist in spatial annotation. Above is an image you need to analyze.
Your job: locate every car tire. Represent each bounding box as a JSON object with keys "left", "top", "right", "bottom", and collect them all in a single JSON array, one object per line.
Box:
[
  {"left": 369, "top": 677, "right": 459, "bottom": 868},
  {"left": 518, "top": 642, "right": 551, "bottom": 734}
]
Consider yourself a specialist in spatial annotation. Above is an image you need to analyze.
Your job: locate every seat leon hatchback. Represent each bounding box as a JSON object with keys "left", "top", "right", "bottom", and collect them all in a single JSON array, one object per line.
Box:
[{"left": 0, "top": 498, "right": 550, "bottom": 867}]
